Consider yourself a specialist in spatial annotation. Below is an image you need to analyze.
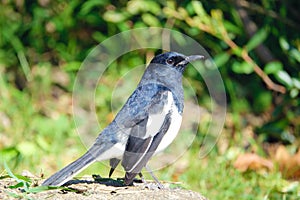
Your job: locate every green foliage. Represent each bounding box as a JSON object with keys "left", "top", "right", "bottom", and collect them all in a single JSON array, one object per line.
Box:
[
  {"left": 232, "top": 61, "right": 254, "bottom": 74},
  {"left": 3, "top": 162, "right": 61, "bottom": 194},
  {"left": 245, "top": 28, "right": 269, "bottom": 51}
]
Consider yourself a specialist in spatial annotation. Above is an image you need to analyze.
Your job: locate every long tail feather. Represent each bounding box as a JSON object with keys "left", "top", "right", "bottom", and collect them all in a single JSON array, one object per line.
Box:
[{"left": 42, "top": 151, "right": 96, "bottom": 186}]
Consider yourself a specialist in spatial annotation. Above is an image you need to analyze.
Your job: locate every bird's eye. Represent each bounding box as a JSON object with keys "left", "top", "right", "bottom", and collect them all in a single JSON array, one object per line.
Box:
[{"left": 166, "top": 58, "right": 175, "bottom": 65}]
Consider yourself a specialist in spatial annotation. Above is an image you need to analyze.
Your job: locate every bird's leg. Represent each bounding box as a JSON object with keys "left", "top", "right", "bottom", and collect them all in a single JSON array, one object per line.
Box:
[
  {"left": 144, "top": 165, "right": 164, "bottom": 189},
  {"left": 138, "top": 173, "right": 145, "bottom": 182}
]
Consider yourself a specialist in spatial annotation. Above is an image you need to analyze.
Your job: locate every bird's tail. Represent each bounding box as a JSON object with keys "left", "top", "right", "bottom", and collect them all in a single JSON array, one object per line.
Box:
[{"left": 42, "top": 150, "right": 96, "bottom": 186}]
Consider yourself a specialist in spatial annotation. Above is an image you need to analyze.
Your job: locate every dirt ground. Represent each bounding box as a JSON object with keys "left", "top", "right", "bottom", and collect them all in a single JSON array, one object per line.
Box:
[{"left": 0, "top": 177, "right": 207, "bottom": 200}]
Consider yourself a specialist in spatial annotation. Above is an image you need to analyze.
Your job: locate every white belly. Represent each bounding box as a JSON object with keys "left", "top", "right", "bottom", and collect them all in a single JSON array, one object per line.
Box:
[{"left": 95, "top": 142, "right": 125, "bottom": 161}]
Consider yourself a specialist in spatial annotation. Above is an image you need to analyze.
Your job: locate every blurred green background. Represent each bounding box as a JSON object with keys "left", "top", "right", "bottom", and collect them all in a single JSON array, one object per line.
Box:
[{"left": 0, "top": 0, "right": 299, "bottom": 199}]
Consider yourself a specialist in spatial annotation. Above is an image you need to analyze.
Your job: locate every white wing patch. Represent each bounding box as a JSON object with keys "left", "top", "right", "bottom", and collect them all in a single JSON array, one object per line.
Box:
[
  {"left": 144, "top": 91, "right": 182, "bottom": 154},
  {"left": 156, "top": 93, "right": 182, "bottom": 153},
  {"left": 145, "top": 91, "right": 174, "bottom": 138}
]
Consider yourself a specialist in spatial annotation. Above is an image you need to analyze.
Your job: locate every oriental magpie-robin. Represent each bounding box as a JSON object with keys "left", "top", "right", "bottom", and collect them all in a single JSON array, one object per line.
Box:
[{"left": 42, "top": 52, "right": 204, "bottom": 187}]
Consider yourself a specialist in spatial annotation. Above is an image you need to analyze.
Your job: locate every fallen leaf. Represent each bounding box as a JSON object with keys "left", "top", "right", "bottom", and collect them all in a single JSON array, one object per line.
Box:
[
  {"left": 274, "top": 145, "right": 291, "bottom": 169},
  {"left": 274, "top": 145, "right": 300, "bottom": 179},
  {"left": 234, "top": 153, "right": 273, "bottom": 172}
]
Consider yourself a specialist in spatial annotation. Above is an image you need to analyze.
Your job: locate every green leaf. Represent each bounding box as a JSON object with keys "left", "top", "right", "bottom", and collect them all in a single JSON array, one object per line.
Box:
[
  {"left": 14, "top": 175, "right": 31, "bottom": 183},
  {"left": 26, "top": 186, "right": 61, "bottom": 193},
  {"left": 17, "top": 51, "right": 31, "bottom": 81},
  {"left": 264, "top": 61, "right": 283, "bottom": 74},
  {"left": 290, "top": 88, "right": 299, "bottom": 98},
  {"left": 192, "top": 1, "right": 206, "bottom": 16},
  {"left": 232, "top": 61, "right": 254, "bottom": 74},
  {"left": 8, "top": 182, "right": 26, "bottom": 189},
  {"left": 232, "top": 46, "right": 243, "bottom": 57},
  {"left": 0, "top": 147, "right": 21, "bottom": 166},
  {"left": 92, "top": 32, "right": 106, "bottom": 43},
  {"left": 4, "top": 162, "right": 31, "bottom": 191},
  {"left": 103, "top": 11, "right": 128, "bottom": 23},
  {"left": 142, "top": 13, "right": 160, "bottom": 26},
  {"left": 213, "top": 52, "right": 230, "bottom": 67},
  {"left": 292, "top": 78, "right": 300, "bottom": 89},
  {"left": 246, "top": 28, "right": 268, "bottom": 51},
  {"left": 279, "top": 37, "right": 289, "bottom": 50},
  {"left": 224, "top": 21, "right": 242, "bottom": 35},
  {"left": 275, "top": 70, "right": 293, "bottom": 87},
  {"left": 62, "top": 61, "right": 81, "bottom": 71},
  {"left": 80, "top": 0, "right": 107, "bottom": 16},
  {"left": 253, "top": 92, "right": 272, "bottom": 113},
  {"left": 290, "top": 49, "right": 300, "bottom": 63},
  {"left": 127, "top": 1, "right": 160, "bottom": 15},
  {"left": 0, "top": 175, "right": 10, "bottom": 180},
  {"left": 279, "top": 37, "right": 300, "bottom": 62},
  {"left": 4, "top": 162, "right": 19, "bottom": 181}
]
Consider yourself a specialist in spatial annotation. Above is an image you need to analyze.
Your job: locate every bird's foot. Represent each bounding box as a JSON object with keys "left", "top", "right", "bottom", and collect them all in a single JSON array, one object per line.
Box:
[
  {"left": 139, "top": 181, "right": 164, "bottom": 190},
  {"left": 143, "top": 165, "right": 164, "bottom": 189},
  {"left": 138, "top": 175, "right": 164, "bottom": 190}
]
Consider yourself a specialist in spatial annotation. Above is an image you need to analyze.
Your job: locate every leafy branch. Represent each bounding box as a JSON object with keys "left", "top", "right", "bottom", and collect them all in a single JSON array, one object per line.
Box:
[{"left": 165, "top": 2, "right": 286, "bottom": 94}]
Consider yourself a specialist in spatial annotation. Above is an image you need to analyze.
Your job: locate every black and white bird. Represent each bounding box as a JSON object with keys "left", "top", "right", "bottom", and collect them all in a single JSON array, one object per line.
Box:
[{"left": 42, "top": 52, "right": 204, "bottom": 187}]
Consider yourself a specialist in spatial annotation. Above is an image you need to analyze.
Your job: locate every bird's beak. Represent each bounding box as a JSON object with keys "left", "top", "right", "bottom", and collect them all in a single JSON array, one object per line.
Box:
[{"left": 176, "top": 55, "right": 204, "bottom": 66}]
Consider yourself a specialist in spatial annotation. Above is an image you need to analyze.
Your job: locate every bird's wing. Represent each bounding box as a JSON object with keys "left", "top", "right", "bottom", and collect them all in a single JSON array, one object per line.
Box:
[
  {"left": 123, "top": 112, "right": 172, "bottom": 185},
  {"left": 117, "top": 84, "right": 174, "bottom": 185}
]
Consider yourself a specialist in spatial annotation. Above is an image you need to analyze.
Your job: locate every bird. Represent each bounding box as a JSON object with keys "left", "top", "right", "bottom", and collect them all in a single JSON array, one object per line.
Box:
[{"left": 42, "top": 52, "right": 204, "bottom": 187}]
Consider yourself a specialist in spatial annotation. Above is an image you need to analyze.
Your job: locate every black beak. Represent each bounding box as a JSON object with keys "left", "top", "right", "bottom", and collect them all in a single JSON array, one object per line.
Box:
[{"left": 176, "top": 55, "right": 204, "bottom": 66}]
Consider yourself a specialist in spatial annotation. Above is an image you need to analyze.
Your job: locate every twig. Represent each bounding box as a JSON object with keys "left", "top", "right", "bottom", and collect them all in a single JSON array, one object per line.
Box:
[
  {"left": 168, "top": 8, "right": 286, "bottom": 94},
  {"left": 223, "top": 36, "right": 286, "bottom": 94}
]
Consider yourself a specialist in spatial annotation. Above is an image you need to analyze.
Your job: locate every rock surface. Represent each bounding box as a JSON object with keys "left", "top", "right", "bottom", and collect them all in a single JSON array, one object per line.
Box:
[{"left": 0, "top": 178, "right": 208, "bottom": 200}]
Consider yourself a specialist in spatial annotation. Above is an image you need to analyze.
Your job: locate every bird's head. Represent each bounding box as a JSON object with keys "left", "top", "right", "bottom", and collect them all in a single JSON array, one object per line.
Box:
[{"left": 150, "top": 52, "right": 204, "bottom": 73}]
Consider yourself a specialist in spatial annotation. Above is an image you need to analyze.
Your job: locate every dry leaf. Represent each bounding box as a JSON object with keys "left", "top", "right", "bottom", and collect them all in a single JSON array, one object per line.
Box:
[
  {"left": 274, "top": 145, "right": 300, "bottom": 179},
  {"left": 275, "top": 145, "right": 291, "bottom": 170},
  {"left": 234, "top": 153, "right": 273, "bottom": 172}
]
